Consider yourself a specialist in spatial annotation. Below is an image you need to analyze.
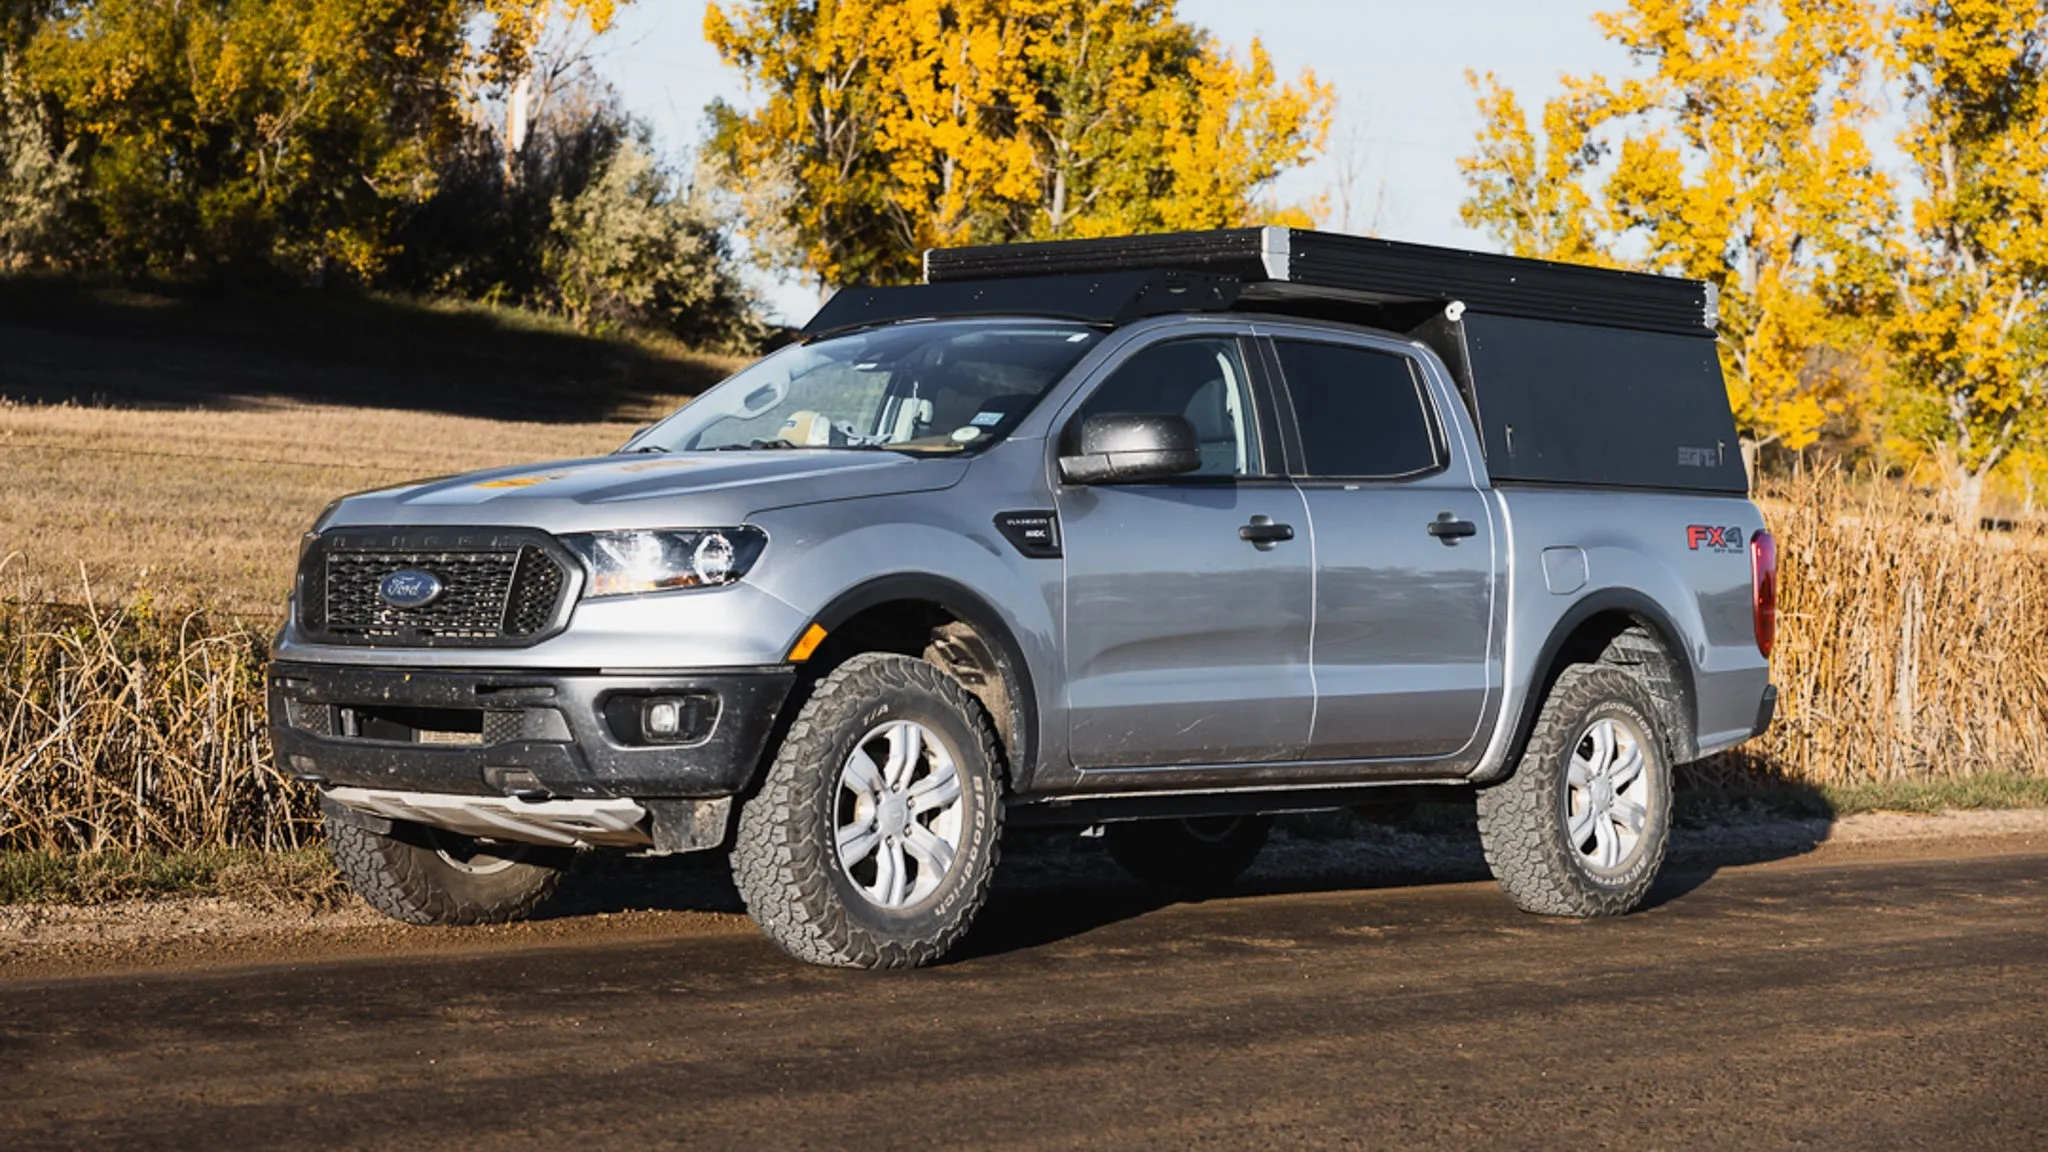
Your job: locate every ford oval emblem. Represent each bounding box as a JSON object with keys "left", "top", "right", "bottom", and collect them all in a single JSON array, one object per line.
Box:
[{"left": 378, "top": 569, "right": 444, "bottom": 610}]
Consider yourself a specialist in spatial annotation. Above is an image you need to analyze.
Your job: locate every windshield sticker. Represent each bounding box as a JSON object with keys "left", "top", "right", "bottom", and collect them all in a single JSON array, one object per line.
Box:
[{"left": 969, "top": 411, "right": 1006, "bottom": 427}]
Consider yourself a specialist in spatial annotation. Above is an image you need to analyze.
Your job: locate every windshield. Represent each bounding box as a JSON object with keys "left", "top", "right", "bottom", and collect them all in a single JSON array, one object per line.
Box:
[{"left": 628, "top": 320, "right": 1105, "bottom": 455}]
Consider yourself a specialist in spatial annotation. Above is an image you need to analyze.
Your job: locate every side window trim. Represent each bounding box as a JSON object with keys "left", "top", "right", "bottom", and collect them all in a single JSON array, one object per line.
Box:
[
  {"left": 1259, "top": 334, "right": 1452, "bottom": 484},
  {"left": 1053, "top": 329, "right": 1287, "bottom": 483}
]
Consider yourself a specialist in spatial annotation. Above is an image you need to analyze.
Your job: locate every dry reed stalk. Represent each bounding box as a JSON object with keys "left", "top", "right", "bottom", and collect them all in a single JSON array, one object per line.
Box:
[
  {"left": 1726, "top": 470, "right": 2048, "bottom": 785},
  {"left": 0, "top": 557, "right": 314, "bottom": 853}
]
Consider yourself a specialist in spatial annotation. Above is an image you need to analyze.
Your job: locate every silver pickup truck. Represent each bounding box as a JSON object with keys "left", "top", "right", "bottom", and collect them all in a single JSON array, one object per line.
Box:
[{"left": 269, "top": 228, "right": 1777, "bottom": 968}]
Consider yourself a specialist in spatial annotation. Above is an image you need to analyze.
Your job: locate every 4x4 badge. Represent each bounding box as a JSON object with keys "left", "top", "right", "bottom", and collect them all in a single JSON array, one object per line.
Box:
[{"left": 1686, "top": 525, "right": 1744, "bottom": 553}]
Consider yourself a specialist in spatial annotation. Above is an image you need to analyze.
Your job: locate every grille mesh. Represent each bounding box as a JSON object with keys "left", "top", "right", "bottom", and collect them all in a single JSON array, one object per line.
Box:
[
  {"left": 483, "top": 711, "right": 524, "bottom": 745},
  {"left": 309, "top": 542, "right": 569, "bottom": 646}
]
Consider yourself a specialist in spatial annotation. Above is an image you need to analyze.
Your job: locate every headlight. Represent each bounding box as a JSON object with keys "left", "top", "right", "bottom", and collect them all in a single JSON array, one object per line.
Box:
[{"left": 560, "top": 528, "right": 767, "bottom": 598}]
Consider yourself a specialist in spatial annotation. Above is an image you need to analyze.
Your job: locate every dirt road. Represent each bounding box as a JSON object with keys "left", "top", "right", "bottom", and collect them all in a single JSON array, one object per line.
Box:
[{"left": 5, "top": 824, "right": 2048, "bottom": 1149}]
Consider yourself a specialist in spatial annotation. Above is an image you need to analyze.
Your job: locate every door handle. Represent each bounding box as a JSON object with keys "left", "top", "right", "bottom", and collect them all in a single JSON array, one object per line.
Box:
[
  {"left": 1239, "top": 515, "right": 1295, "bottom": 550},
  {"left": 1427, "top": 512, "right": 1478, "bottom": 542}
]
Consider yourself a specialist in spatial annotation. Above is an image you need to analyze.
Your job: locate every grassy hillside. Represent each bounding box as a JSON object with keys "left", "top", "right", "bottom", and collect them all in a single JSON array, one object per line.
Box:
[{"left": 0, "top": 280, "right": 746, "bottom": 616}]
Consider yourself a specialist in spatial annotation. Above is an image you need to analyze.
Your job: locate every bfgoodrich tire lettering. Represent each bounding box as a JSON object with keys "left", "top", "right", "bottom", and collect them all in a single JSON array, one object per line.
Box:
[
  {"left": 731, "top": 652, "right": 1003, "bottom": 969},
  {"left": 1476, "top": 664, "right": 1672, "bottom": 917},
  {"left": 325, "top": 814, "right": 567, "bottom": 926}
]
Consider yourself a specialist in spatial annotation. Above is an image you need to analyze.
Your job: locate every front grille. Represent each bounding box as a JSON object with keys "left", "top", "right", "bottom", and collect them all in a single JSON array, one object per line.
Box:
[{"left": 300, "top": 529, "right": 575, "bottom": 647}]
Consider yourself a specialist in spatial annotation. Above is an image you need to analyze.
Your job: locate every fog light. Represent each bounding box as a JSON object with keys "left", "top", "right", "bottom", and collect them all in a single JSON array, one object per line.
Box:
[
  {"left": 631, "top": 693, "right": 718, "bottom": 745},
  {"left": 645, "top": 701, "right": 681, "bottom": 737}
]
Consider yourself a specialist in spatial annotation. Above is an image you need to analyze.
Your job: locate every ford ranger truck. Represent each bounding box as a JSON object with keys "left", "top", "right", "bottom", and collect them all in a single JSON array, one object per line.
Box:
[{"left": 269, "top": 227, "right": 1778, "bottom": 968}]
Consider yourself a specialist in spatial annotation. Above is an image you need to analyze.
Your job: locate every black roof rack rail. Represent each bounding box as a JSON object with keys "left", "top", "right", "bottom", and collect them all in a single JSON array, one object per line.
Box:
[
  {"left": 800, "top": 270, "right": 1241, "bottom": 338},
  {"left": 923, "top": 226, "right": 1717, "bottom": 336}
]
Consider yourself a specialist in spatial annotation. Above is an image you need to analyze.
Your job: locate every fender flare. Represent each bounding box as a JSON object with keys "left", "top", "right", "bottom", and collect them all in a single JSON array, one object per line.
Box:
[
  {"left": 804, "top": 574, "right": 1044, "bottom": 787},
  {"left": 1488, "top": 588, "right": 1700, "bottom": 783}
]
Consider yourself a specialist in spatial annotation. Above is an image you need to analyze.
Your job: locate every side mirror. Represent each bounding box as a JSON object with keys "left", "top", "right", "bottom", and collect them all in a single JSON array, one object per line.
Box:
[{"left": 1059, "top": 413, "right": 1202, "bottom": 484}]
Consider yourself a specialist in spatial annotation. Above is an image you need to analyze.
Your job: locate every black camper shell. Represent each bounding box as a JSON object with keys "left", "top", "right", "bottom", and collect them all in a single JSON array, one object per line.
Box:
[{"left": 803, "top": 226, "right": 1746, "bottom": 495}]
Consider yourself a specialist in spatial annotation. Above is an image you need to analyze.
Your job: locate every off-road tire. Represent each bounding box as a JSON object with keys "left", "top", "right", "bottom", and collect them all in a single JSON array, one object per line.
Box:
[
  {"left": 325, "top": 814, "right": 568, "bottom": 926},
  {"left": 731, "top": 652, "right": 1004, "bottom": 969},
  {"left": 1105, "top": 814, "right": 1271, "bottom": 892},
  {"left": 1476, "top": 664, "right": 1672, "bottom": 917}
]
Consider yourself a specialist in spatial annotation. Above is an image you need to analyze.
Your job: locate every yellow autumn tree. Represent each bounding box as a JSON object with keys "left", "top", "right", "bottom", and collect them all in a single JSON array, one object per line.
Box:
[
  {"left": 704, "top": 0, "right": 1331, "bottom": 287},
  {"left": 1459, "top": 0, "right": 1894, "bottom": 456},
  {"left": 1457, "top": 73, "right": 1611, "bottom": 266},
  {"left": 1881, "top": 1, "right": 2048, "bottom": 524}
]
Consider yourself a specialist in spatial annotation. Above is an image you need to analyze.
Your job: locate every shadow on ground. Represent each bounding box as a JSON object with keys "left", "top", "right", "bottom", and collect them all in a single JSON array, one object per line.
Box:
[
  {"left": 0, "top": 277, "right": 738, "bottom": 423},
  {"left": 530, "top": 785, "right": 1840, "bottom": 959}
]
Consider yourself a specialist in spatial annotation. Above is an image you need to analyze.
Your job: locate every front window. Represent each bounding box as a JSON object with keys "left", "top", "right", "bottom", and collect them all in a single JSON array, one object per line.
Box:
[{"left": 629, "top": 320, "right": 1105, "bottom": 455}]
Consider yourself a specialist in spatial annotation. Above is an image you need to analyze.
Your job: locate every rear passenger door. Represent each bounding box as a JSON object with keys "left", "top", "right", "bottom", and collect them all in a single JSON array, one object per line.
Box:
[{"left": 1264, "top": 334, "right": 1497, "bottom": 760}]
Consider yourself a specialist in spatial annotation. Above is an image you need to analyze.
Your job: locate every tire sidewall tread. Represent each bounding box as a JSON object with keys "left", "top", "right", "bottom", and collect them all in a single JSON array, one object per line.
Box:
[
  {"left": 731, "top": 652, "right": 1004, "bottom": 969},
  {"left": 1476, "top": 663, "right": 1673, "bottom": 918}
]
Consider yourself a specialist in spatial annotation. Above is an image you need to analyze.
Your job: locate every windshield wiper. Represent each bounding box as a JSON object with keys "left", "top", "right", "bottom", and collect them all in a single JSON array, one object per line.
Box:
[
  {"left": 706, "top": 438, "right": 806, "bottom": 451},
  {"left": 626, "top": 444, "right": 670, "bottom": 454}
]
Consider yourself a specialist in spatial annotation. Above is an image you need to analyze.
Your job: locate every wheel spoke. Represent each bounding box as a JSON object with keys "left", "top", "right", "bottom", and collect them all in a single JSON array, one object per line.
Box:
[
  {"left": 1609, "top": 744, "right": 1645, "bottom": 792},
  {"left": 883, "top": 837, "right": 910, "bottom": 906},
  {"left": 1568, "top": 803, "right": 1597, "bottom": 849},
  {"left": 907, "top": 761, "right": 961, "bottom": 814},
  {"left": 842, "top": 747, "right": 885, "bottom": 799},
  {"left": 1588, "top": 720, "right": 1616, "bottom": 772},
  {"left": 1568, "top": 756, "right": 1593, "bottom": 788},
  {"left": 883, "top": 723, "right": 923, "bottom": 790},
  {"left": 1592, "top": 812, "right": 1620, "bottom": 868},
  {"left": 1612, "top": 798, "right": 1646, "bottom": 834},
  {"left": 836, "top": 814, "right": 881, "bottom": 869},
  {"left": 903, "top": 822, "right": 956, "bottom": 882}
]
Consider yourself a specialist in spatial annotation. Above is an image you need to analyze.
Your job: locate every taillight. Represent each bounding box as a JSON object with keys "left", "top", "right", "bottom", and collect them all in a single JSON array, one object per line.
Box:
[{"left": 1750, "top": 529, "right": 1778, "bottom": 658}]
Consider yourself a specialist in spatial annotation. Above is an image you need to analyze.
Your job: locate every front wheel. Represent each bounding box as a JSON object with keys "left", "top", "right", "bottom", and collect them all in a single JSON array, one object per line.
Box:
[
  {"left": 731, "top": 653, "right": 1004, "bottom": 969},
  {"left": 1476, "top": 664, "right": 1673, "bottom": 917}
]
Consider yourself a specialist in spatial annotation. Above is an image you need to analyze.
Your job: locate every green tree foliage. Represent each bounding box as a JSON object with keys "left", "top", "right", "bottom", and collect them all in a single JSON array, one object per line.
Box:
[
  {"left": 703, "top": 0, "right": 1332, "bottom": 287},
  {"left": 0, "top": 56, "right": 73, "bottom": 270},
  {"left": 21, "top": 0, "right": 471, "bottom": 280},
  {"left": 2, "top": 0, "right": 759, "bottom": 347},
  {"left": 547, "top": 136, "right": 762, "bottom": 349}
]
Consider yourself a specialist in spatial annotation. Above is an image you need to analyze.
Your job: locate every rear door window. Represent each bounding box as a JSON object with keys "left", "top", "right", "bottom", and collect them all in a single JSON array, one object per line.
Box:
[{"left": 1272, "top": 340, "right": 1442, "bottom": 480}]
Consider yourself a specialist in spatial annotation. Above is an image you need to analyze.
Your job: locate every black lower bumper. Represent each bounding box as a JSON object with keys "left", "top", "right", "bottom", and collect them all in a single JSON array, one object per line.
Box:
[
  {"left": 1751, "top": 683, "right": 1778, "bottom": 739},
  {"left": 268, "top": 662, "right": 794, "bottom": 800}
]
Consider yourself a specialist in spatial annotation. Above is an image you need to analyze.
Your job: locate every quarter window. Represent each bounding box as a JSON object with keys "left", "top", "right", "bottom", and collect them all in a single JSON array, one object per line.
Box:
[
  {"left": 1274, "top": 340, "right": 1440, "bottom": 479},
  {"left": 1070, "top": 338, "right": 1261, "bottom": 477}
]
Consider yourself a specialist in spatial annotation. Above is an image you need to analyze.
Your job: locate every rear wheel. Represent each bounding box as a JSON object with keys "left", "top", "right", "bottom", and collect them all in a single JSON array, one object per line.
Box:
[
  {"left": 1105, "top": 814, "right": 1271, "bottom": 892},
  {"left": 1476, "top": 664, "right": 1672, "bottom": 917},
  {"left": 731, "top": 653, "right": 1004, "bottom": 969},
  {"left": 325, "top": 814, "right": 568, "bottom": 926}
]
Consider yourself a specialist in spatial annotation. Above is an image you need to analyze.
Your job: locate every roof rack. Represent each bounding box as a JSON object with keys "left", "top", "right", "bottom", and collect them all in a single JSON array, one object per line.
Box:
[
  {"left": 923, "top": 226, "right": 1716, "bottom": 336},
  {"left": 801, "top": 270, "right": 1240, "bottom": 338}
]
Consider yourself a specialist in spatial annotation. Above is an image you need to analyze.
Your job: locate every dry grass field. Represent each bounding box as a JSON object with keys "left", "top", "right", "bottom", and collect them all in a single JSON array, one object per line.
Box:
[{"left": 1, "top": 278, "right": 742, "bottom": 616}]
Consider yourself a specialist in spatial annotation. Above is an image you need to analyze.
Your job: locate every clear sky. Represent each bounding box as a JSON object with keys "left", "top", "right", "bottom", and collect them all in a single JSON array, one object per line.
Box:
[{"left": 595, "top": 0, "right": 1629, "bottom": 323}]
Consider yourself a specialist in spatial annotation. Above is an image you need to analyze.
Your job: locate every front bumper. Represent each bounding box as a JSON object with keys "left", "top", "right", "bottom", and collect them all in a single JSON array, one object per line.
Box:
[{"left": 268, "top": 662, "right": 794, "bottom": 801}]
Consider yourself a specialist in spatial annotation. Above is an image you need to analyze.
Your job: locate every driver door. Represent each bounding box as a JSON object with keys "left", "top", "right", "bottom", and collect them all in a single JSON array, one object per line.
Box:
[{"left": 1055, "top": 334, "right": 1315, "bottom": 769}]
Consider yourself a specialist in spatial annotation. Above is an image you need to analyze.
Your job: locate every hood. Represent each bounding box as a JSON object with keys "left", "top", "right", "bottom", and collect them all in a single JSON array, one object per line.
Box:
[{"left": 323, "top": 450, "right": 967, "bottom": 533}]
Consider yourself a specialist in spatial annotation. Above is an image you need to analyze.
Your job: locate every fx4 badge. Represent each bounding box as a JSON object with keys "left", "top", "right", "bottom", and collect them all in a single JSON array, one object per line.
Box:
[{"left": 1687, "top": 525, "right": 1744, "bottom": 553}]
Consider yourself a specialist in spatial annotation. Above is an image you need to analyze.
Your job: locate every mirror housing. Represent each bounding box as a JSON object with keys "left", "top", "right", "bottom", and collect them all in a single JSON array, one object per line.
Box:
[{"left": 1059, "top": 412, "right": 1202, "bottom": 484}]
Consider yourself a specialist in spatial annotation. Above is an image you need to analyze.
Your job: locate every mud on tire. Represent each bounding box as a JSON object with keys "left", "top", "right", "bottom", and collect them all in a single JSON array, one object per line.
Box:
[
  {"left": 1105, "top": 815, "right": 1271, "bottom": 893},
  {"left": 730, "top": 652, "right": 1004, "bottom": 969},
  {"left": 1476, "top": 664, "right": 1673, "bottom": 917},
  {"left": 325, "top": 813, "right": 569, "bottom": 926}
]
